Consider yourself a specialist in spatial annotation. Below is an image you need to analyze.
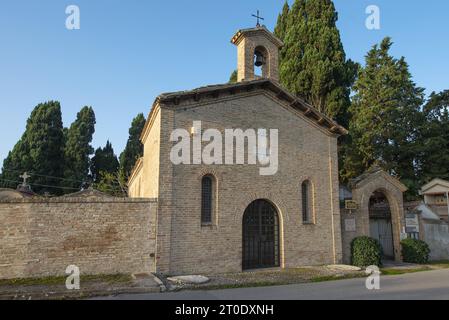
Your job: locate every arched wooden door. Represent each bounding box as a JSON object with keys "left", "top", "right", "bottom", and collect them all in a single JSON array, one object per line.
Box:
[{"left": 242, "top": 200, "right": 280, "bottom": 270}]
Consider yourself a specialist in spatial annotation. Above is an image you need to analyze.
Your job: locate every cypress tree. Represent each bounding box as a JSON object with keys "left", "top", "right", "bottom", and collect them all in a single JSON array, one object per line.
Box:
[
  {"left": 274, "top": 1, "right": 290, "bottom": 44},
  {"left": 277, "top": 0, "right": 356, "bottom": 123},
  {"left": 1, "top": 101, "right": 65, "bottom": 194},
  {"left": 90, "top": 141, "right": 119, "bottom": 184},
  {"left": 0, "top": 141, "right": 31, "bottom": 189},
  {"left": 63, "top": 106, "right": 96, "bottom": 191},
  {"left": 119, "top": 113, "right": 146, "bottom": 185}
]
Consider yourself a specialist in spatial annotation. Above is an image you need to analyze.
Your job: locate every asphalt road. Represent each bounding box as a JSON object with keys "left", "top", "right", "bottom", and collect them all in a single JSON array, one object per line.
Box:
[{"left": 95, "top": 269, "right": 449, "bottom": 300}]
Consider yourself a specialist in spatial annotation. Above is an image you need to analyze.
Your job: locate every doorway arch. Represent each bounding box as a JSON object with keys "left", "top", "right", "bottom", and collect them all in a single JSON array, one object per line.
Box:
[
  {"left": 347, "top": 168, "right": 408, "bottom": 262},
  {"left": 242, "top": 199, "right": 280, "bottom": 270}
]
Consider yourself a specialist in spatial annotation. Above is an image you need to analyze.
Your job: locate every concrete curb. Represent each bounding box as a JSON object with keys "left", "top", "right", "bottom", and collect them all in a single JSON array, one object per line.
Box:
[{"left": 0, "top": 286, "right": 161, "bottom": 300}]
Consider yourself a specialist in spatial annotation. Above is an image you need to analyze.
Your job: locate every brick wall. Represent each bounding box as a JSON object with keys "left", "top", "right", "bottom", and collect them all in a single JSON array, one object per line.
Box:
[
  {"left": 157, "top": 91, "right": 342, "bottom": 275},
  {"left": 0, "top": 194, "right": 157, "bottom": 280}
]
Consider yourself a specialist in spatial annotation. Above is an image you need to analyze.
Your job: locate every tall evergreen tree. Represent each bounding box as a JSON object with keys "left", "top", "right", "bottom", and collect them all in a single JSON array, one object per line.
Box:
[
  {"left": 1, "top": 101, "right": 65, "bottom": 194},
  {"left": 63, "top": 106, "right": 96, "bottom": 191},
  {"left": 343, "top": 38, "right": 425, "bottom": 196},
  {"left": 119, "top": 113, "right": 146, "bottom": 185},
  {"left": 0, "top": 141, "right": 31, "bottom": 189},
  {"left": 90, "top": 141, "right": 119, "bottom": 184},
  {"left": 417, "top": 90, "right": 449, "bottom": 182},
  {"left": 276, "top": 0, "right": 357, "bottom": 124},
  {"left": 274, "top": 1, "right": 290, "bottom": 48}
]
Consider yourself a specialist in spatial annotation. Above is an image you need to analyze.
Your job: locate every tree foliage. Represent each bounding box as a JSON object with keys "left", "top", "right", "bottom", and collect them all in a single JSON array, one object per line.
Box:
[
  {"left": 63, "top": 106, "right": 96, "bottom": 191},
  {"left": 90, "top": 141, "right": 119, "bottom": 184},
  {"left": 1, "top": 101, "right": 65, "bottom": 194},
  {"left": 343, "top": 38, "right": 425, "bottom": 196},
  {"left": 275, "top": 0, "right": 357, "bottom": 123},
  {"left": 119, "top": 113, "right": 146, "bottom": 185},
  {"left": 94, "top": 171, "right": 126, "bottom": 197},
  {"left": 274, "top": 1, "right": 290, "bottom": 43},
  {"left": 417, "top": 90, "right": 449, "bottom": 183}
]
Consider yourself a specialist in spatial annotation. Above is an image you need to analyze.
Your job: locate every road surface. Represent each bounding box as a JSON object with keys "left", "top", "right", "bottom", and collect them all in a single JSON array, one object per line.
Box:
[{"left": 95, "top": 269, "right": 449, "bottom": 300}]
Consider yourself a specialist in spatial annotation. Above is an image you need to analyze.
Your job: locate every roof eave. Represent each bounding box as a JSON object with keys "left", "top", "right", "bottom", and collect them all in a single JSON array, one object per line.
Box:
[
  {"left": 152, "top": 79, "right": 347, "bottom": 137},
  {"left": 231, "top": 26, "right": 284, "bottom": 48}
]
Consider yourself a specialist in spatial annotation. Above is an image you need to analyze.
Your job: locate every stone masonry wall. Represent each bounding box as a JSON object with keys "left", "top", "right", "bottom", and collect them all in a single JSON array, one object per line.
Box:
[
  {"left": 0, "top": 196, "right": 157, "bottom": 280},
  {"left": 340, "top": 171, "right": 407, "bottom": 264}
]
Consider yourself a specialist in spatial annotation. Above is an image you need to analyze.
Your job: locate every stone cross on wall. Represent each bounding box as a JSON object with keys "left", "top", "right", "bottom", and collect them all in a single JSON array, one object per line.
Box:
[{"left": 19, "top": 172, "right": 31, "bottom": 186}]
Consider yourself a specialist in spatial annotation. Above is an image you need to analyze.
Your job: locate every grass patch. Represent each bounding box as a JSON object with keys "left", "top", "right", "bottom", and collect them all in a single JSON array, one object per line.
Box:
[
  {"left": 0, "top": 274, "right": 132, "bottom": 287},
  {"left": 380, "top": 267, "right": 430, "bottom": 276},
  {"left": 428, "top": 260, "right": 449, "bottom": 268}
]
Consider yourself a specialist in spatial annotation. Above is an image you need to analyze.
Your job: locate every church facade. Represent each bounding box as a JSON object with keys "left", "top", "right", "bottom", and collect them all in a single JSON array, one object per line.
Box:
[{"left": 128, "top": 26, "right": 348, "bottom": 275}]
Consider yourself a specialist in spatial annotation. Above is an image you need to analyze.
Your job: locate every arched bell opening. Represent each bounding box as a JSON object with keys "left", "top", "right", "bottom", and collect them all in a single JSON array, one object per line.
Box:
[{"left": 254, "top": 46, "right": 269, "bottom": 78}]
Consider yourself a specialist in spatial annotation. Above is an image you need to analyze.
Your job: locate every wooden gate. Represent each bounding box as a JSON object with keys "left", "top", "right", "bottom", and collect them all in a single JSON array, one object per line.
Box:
[
  {"left": 369, "top": 191, "right": 395, "bottom": 259},
  {"left": 370, "top": 218, "right": 394, "bottom": 259}
]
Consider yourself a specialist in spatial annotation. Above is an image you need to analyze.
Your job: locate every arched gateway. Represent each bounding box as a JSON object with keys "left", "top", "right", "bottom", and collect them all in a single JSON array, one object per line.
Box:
[
  {"left": 340, "top": 167, "right": 408, "bottom": 263},
  {"left": 242, "top": 199, "right": 280, "bottom": 270}
]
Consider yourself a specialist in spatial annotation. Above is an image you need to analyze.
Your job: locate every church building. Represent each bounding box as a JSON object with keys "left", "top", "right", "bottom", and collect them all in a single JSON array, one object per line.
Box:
[{"left": 128, "top": 25, "right": 348, "bottom": 275}]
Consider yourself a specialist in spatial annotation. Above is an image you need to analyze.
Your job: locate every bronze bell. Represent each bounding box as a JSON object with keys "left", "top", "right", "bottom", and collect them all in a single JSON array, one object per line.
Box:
[{"left": 254, "top": 52, "right": 265, "bottom": 67}]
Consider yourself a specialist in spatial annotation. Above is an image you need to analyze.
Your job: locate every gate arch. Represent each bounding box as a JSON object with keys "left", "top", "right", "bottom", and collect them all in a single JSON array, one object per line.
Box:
[{"left": 349, "top": 168, "right": 408, "bottom": 262}]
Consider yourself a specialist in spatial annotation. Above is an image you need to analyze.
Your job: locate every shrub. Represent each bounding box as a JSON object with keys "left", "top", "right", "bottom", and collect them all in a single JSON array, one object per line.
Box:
[
  {"left": 401, "top": 238, "right": 430, "bottom": 264},
  {"left": 351, "top": 236, "right": 382, "bottom": 267}
]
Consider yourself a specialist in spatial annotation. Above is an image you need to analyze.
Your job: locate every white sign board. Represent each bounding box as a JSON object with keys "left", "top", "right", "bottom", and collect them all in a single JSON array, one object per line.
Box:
[
  {"left": 345, "top": 218, "right": 356, "bottom": 232},
  {"left": 405, "top": 213, "right": 420, "bottom": 233}
]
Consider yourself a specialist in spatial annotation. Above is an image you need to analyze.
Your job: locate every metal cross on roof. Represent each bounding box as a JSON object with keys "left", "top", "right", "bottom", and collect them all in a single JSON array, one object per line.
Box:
[
  {"left": 19, "top": 172, "right": 31, "bottom": 186},
  {"left": 252, "top": 10, "right": 264, "bottom": 27}
]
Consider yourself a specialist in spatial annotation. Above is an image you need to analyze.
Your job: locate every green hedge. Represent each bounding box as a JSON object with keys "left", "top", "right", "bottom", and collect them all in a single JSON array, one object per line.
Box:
[
  {"left": 401, "top": 238, "right": 430, "bottom": 264},
  {"left": 351, "top": 236, "right": 382, "bottom": 267}
]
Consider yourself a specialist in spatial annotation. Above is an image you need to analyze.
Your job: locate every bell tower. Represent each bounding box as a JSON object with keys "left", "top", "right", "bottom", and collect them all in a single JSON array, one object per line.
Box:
[{"left": 231, "top": 25, "right": 284, "bottom": 83}]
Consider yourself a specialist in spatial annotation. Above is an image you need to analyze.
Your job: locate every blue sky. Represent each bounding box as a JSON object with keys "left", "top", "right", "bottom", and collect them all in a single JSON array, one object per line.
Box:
[{"left": 1, "top": 0, "right": 448, "bottom": 165}]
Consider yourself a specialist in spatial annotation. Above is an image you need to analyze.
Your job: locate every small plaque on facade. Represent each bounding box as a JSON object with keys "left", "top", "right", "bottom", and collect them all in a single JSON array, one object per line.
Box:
[
  {"left": 345, "top": 200, "right": 358, "bottom": 210},
  {"left": 345, "top": 218, "right": 356, "bottom": 232},
  {"left": 405, "top": 213, "right": 420, "bottom": 233}
]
